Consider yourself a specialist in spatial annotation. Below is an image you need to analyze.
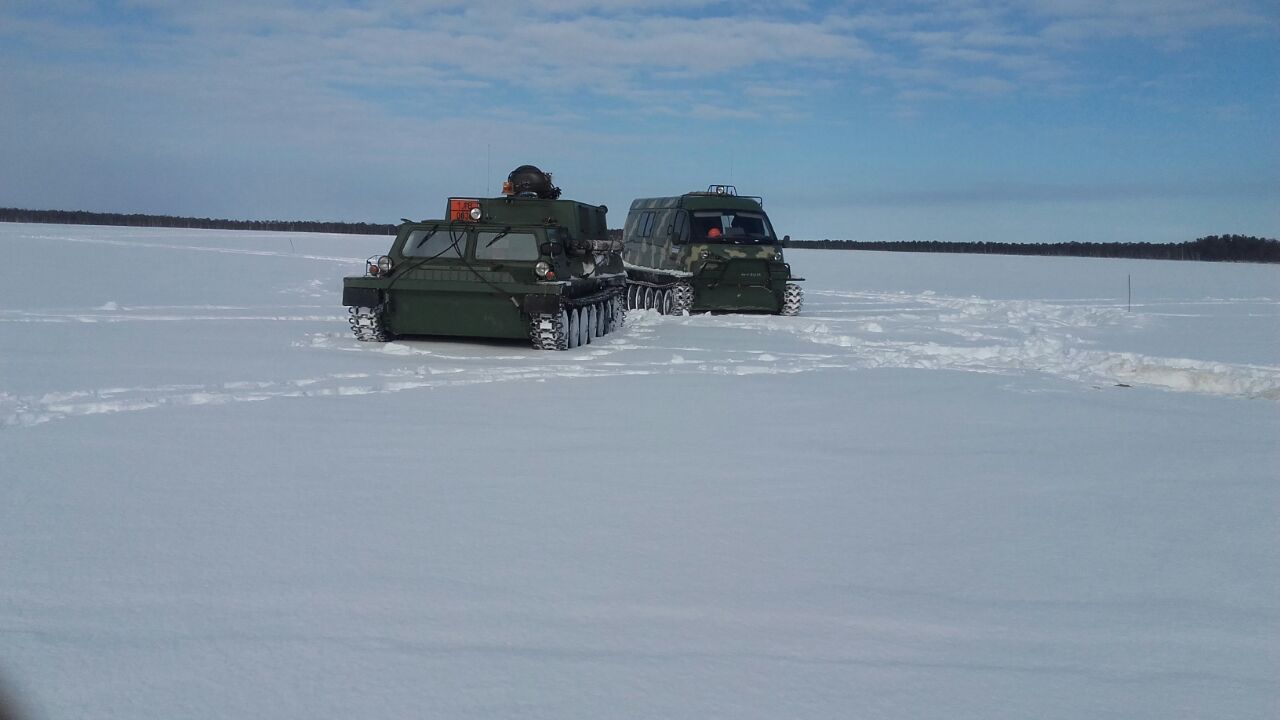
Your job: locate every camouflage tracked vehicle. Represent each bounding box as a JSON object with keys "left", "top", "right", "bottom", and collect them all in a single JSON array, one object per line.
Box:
[
  {"left": 342, "top": 165, "right": 626, "bottom": 349},
  {"left": 621, "top": 185, "right": 802, "bottom": 315}
]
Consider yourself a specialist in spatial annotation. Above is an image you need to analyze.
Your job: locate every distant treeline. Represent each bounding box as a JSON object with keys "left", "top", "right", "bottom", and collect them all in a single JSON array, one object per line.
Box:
[
  {"left": 3, "top": 208, "right": 1276, "bottom": 263},
  {"left": 782, "top": 235, "right": 1280, "bottom": 263},
  {"left": 0, "top": 208, "right": 397, "bottom": 236}
]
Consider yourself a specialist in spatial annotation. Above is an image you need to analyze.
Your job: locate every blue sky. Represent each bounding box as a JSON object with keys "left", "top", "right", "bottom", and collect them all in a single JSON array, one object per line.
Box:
[{"left": 1, "top": 0, "right": 1276, "bottom": 242}]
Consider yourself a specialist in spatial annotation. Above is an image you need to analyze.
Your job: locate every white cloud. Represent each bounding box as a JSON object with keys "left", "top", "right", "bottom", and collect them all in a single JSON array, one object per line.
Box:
[
  {"left": 1, "top": 0, "right": 1275, "bottom": 226},
  {"left": 6, "top": 0, "right": 1273, "bottom": 123},
  {"left": 690, "top": 104, "right": 760, "bottom": 120},
  {"left": 952, "top": 75, "right": 1017, "bottom": 96}
]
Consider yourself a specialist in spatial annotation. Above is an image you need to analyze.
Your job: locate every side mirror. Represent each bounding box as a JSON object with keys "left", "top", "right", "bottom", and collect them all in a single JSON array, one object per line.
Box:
[{"left": 783, "top": 234, "right": 791, "bottom": 243}]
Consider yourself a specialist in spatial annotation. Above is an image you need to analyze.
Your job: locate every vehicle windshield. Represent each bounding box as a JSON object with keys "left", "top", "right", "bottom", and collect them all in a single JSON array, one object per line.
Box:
[
  {"left": 402, "top": 227, "right": 465, "bottom": 259},
  {"left": 476, "top": 231, "right": 539, "bottom": 261},
  {"left": 691, "top": 210, "right": 776, "bottom": 243}
]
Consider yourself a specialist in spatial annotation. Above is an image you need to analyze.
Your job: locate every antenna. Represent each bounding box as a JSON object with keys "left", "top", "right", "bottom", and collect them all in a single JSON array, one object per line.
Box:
[{"left": 486, "top": 144, "right": 491, "bottom": 196}]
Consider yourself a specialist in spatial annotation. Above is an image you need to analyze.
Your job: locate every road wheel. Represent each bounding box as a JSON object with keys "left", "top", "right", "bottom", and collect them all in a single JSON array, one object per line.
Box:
[{"left": 567, "top": 307, "right": 580, "bottom": 348}]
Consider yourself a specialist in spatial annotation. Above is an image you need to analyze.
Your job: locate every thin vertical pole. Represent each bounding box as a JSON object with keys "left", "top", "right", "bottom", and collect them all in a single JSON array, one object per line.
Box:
[{"left": 1127, "top": 274, "right": 1131, "bottom": 312}]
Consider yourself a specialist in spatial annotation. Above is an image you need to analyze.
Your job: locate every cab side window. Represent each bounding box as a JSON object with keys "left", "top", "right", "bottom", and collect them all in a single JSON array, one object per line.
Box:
[
  {"left": 673, "top": 211, "right": 691, "bottom": 244},
  {"left": 637, "top": 211, "right": 656, "bottom": 239}
]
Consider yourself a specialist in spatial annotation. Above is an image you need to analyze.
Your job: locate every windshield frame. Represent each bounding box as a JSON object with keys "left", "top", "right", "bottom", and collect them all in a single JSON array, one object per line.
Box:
[
  {"left": 689, "top": 210, "right": 777, "bottom": 244},
  {"left": 397, "top": 225, "right": 551, "bottom": 262},
  {"left": 399, "top": 225, "right": 469, "bottom": 260}
]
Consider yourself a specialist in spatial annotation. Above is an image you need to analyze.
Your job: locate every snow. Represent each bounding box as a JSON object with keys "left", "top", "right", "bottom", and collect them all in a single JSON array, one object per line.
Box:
[{"left": 1, "top": 224, "right": 1277, "bottom": 719}]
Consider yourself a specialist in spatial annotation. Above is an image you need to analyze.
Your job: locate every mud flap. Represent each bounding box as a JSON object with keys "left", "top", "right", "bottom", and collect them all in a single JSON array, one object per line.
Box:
[
  {"left": 342, "top": 286, "right": 381, "bottom": 308},
  {"left": 522, "top": 293, "right": 561, "bottom": 316}
]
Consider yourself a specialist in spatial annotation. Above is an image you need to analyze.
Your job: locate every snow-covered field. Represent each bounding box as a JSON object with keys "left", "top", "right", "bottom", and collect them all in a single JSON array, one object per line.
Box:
[{"left": 1, "top": 223, "right": 1277, "bottom": 719}]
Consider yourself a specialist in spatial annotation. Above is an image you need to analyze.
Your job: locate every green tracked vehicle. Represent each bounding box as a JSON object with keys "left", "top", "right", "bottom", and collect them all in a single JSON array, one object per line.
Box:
[
  {"left": 342, "top": 165, "right": 626, "bottom": 350},
  {"left": 621, "top": 185, "right": 803, "bottom": 315}
]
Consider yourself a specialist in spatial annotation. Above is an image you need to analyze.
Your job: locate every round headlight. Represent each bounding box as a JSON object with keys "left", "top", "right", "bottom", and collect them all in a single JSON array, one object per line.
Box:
[
  {"left": 469, "top": 206, "right": 483, "bottom": 221},
  {"left": 376, "top": 255, "right": 394, "bottom": 274},
  {"left": 699, "top": 249, "right": 710, "bottom": 261},
  {"left": 534, "top": 261, "right": 555, "bottom": 280}
]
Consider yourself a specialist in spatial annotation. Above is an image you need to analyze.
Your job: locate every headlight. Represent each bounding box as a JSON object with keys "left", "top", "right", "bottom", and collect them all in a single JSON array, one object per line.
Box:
[
  {"left": 534, "top": 261, "right": 555, "bottom": 280},
  {"left": 376, "top": 255, "right": 393, "bottom": 274},
  {"left": 469, "top": 206, "right": 483, "bottom": 221},
  {"left": 699, "top": 249, "right": 710, "bottom": 261},
  {"left": 774, "top": 251, "right": 784, "bottom": 261}
]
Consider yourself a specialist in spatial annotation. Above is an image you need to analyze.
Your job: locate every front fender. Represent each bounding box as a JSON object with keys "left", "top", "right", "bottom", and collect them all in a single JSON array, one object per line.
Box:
[{"left": 342, "top": 276, "right": 390, "bottom": 307}]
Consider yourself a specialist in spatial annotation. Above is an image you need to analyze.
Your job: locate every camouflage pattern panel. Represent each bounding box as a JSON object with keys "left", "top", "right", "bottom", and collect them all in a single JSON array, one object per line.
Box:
[
  {"left": 679, "top": 242, "right": 784, "bottom": 274},
  {"left": 622, "top": 197, "right": 685, "bottom": 272},
  {"left": 623, "top": 194, "right": 786, "bottom": 278},
  {"left": 685, "top": 242, "right": 792, "bottom": 313}
]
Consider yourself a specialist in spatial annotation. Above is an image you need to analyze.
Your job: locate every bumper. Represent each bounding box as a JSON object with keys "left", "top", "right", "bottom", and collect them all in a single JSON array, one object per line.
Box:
[{"left": 690, "top": 258, "right": 794, "bottom": 312}]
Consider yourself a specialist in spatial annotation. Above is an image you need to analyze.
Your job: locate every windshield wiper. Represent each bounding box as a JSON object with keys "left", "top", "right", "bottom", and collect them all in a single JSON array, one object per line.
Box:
[
  {"left": 411, "top": 224, "right": 441, "bottom": 250},
  {"left": 484, "top": 227, "right": 512, "bottom": 247}
]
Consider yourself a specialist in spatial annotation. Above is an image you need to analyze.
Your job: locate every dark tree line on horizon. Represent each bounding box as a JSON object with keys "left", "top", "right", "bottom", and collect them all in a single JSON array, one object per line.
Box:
[
  {"left": 781, "top": 235, "right": 1280, "bottom": 263},
  {"left": 0, "top": 207, "right": 398, "bottom": 236},
  {"left": 2, "top": 207, "right": 1276, "bottom": 263}
]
